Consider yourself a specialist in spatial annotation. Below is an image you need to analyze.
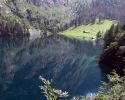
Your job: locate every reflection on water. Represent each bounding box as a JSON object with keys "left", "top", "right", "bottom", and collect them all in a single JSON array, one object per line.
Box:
[{"left": 0, "top": 36, "right": 105, "bottom": 100}]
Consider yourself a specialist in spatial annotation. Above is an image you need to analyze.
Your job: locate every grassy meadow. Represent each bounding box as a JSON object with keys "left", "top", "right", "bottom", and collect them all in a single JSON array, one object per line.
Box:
[{"left": 60, "top": 20, "right": 114, "bottom": 41}]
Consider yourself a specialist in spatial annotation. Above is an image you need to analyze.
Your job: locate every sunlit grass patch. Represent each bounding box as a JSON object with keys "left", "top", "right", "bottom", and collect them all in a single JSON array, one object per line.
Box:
[{"left": 60, "top": 20, "right": 114, "bottom": 41}]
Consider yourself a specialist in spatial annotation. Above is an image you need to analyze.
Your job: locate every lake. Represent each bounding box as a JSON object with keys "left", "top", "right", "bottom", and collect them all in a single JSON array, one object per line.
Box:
[{"left": 0, "top": 36, "right": 106, "bottom": 100}]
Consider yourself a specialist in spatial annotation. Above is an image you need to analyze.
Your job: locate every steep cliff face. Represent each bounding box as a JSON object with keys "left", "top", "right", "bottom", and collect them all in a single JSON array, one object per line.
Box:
[
  {"left": 2, "top": 0, "right": 125, "bottom": 24},
  {"left": 16, "top": 0, "right": 69, "bottom": 6},
  {"left": 0, "top": 0, "right": 10, "bottom": 13},
  {"left": 1, "top": 0, "right": 125, "bottom": 21},
  {"left": 0, "top": 0, "right": 71, "bottom": 36}
]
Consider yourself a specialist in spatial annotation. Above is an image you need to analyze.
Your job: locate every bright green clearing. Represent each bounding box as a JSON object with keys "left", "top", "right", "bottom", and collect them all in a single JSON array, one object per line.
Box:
[{"left": 60, "top": 20, "right": 114, "bottom": 41}]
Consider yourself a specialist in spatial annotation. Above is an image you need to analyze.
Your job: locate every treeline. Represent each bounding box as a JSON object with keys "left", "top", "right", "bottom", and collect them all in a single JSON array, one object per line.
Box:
[
  {"left": 0, "top": 13, "right": 30, "bottom": 36},
  {"left": 25, "top": 8, "right": 70, "bottom": 35},
  {"left": 71, "top": 0, "right": 125, "bottom": 25},
  {"left": 89, "top": 0, "right": 125, "bottom": 22}
]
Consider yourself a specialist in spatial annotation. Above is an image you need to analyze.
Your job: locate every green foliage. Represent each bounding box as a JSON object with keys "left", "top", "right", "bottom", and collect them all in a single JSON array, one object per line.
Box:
[
  {"left": 61, "top": 20, "right": 113, "bottom": 41},
  {"left": 0, "top": 13, "right": 29, "bottom": 27},
  {"left": 0, "top": 13, "right": 30, "bottom": 35},
  {"left": 40, "top": 71, "right": 125, "bottom": 100},
  {"left": 94, "top": 71, "right": 125, "bottom": 100},
  {"left": 39, "top": 76, "right": 69, "bottom": 100}
]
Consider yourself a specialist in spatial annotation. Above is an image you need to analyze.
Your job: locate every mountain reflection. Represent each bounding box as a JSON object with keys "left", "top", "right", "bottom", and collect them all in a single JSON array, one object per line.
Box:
[{"left": 0, "top": 36, "right": 105, "bottom": 100}]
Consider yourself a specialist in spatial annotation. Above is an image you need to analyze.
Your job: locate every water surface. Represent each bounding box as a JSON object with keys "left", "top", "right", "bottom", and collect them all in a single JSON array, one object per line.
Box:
[{"left": 0, "top": 36, "right": 105, "bottom": 100}]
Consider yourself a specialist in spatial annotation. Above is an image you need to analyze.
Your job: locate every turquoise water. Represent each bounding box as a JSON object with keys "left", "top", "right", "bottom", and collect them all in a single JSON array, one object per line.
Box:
[{"left": 0, "top": 36, "right": 105, "bottom": 100}]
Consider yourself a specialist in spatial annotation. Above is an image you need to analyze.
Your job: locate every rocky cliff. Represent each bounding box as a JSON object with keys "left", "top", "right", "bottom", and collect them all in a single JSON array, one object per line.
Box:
[
  {"left": 16, "top": 0, "right": 69, "bottom": 6},
  {"left": 0, "top": 0, "right": 71, "bottom": 36}
]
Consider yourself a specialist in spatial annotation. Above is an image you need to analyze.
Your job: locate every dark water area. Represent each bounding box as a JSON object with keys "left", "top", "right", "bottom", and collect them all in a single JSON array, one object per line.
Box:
[{"left": 0, "top": 36, "right": 106, "bottom": 100}]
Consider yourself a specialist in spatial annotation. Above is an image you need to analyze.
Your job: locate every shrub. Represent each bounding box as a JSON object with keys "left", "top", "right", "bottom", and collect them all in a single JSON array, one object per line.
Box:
[
  {"left": 40, "top": 70, "right": 125, "bottom": 100},
  {"left": 39, "top": 76, "right": 69, "bottom": 100}
]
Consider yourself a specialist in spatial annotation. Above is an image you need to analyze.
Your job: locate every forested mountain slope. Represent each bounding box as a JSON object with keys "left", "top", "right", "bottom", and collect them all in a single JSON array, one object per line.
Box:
[{"left": 1, "top": 0, "right": 125, "bottom": 36}]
